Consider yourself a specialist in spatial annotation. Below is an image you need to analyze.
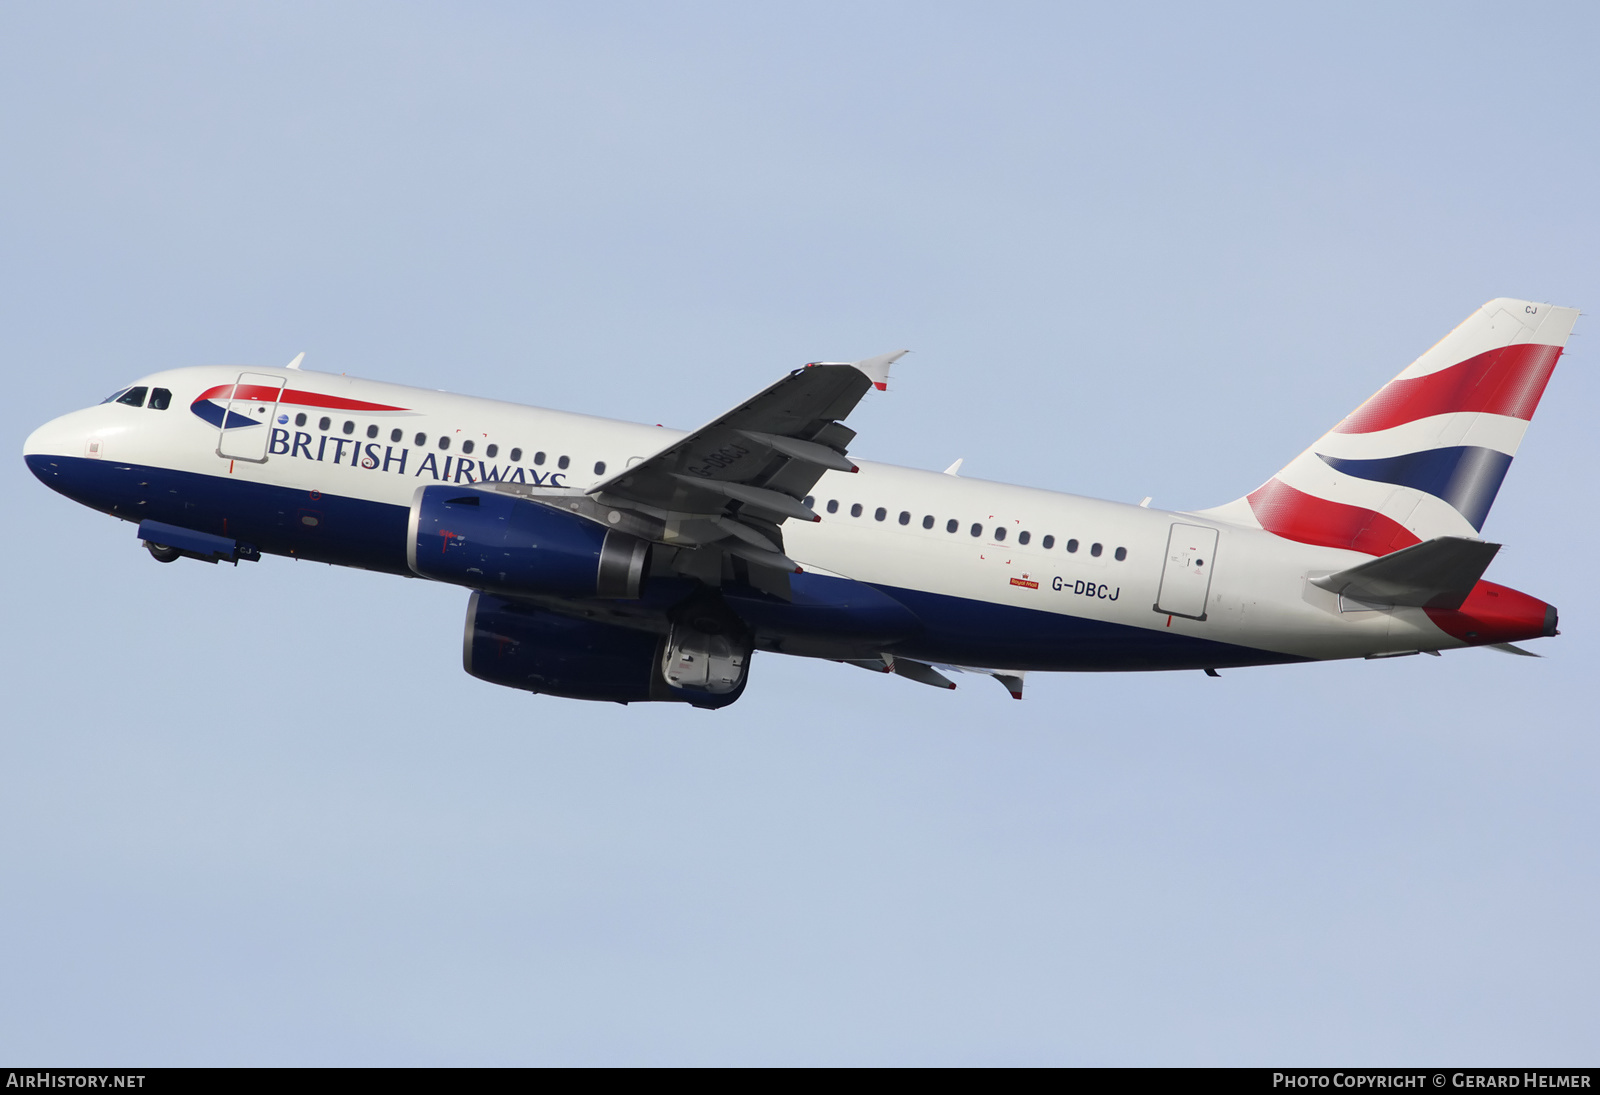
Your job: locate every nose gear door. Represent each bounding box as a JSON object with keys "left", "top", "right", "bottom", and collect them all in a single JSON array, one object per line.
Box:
[{"left": 216, "top": 372, "right": 286, "bottom": 463}]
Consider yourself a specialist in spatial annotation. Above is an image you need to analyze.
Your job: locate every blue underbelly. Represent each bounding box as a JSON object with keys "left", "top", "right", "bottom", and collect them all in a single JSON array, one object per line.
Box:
[{"left": 26, "top": 454, "right": 1301, "bottom": 672}]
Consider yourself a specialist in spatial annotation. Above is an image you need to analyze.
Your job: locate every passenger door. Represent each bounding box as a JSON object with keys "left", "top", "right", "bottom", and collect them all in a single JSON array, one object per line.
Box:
[
  {"left": 1155, "top": 523, "right": 1218, "bottom": 621},
  {"left": 216, "top": 372, "right": 286, "bottom": 463}
]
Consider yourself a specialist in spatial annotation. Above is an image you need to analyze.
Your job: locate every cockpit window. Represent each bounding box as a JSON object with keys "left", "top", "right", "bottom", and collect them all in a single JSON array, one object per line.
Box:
[
  {"left": 100, "top": 387, "right": 130, "bottom": 404},
  {"left": 148, "top": 388, "right": 171, "bottom": 410},
  {"left": 115, "top": 386, "right": 148, "bottom": 408}
]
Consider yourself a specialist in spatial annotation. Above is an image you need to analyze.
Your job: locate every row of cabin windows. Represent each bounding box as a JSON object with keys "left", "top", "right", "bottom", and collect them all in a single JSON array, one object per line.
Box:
[
  {"left": 804, "top": 496, "right": 1129, "bottom": 562},
  {"left": 290, "top": 412, "right": 605, "bottom": 475},
  {"left": 102, "top": 386, "right": 172, "bottom": 410}
]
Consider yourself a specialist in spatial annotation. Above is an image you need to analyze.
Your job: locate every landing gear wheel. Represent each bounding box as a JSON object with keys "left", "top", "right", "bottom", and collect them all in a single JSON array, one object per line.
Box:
[{"left": 144, "top": 541, "right": 180, "bottom": 564}]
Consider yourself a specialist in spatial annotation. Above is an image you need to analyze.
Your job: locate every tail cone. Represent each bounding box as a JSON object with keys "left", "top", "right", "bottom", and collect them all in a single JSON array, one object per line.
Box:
[{"left": 1425, "top": 581, "right": 1555, "bottom": 646}]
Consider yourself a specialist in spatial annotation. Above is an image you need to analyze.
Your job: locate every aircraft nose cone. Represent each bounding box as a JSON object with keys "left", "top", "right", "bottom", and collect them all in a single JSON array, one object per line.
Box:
[
  {"left": 23, "top": 411, "right": 91, "bottom": 488},
  {"left": 23, "top": 420, "right": 52, "bottom": 460},
  {"left": 24, "top": 410, "right": 80, "bottom": 457},
  {"left": 24, "top": 421, "right": 61, "bottom": 482}
]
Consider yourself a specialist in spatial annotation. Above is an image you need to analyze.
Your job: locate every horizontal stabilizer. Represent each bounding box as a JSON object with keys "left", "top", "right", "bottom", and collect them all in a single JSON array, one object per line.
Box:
[{"left": 1310, "top": 536, "right": 1500, "bottom": 609}]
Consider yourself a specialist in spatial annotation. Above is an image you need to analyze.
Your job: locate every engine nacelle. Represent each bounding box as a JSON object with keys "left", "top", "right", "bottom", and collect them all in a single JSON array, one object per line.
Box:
[
  {"left": 463, "top": 593, "right": 746, "bottom": 708},
  {"left": 408, "top": 485, "right": 648, "bottom": 599}
]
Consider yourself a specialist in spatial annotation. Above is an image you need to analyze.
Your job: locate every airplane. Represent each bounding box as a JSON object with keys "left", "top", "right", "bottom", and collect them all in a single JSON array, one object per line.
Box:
[{"left": 22, "top": 298, "right": 1573, "bottom": 709}]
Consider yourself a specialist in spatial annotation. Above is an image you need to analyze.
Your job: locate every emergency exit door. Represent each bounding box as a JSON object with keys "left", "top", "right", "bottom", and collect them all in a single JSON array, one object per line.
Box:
[{"left": 1154, "top": 523, "right": 1218, "bottom": 621}]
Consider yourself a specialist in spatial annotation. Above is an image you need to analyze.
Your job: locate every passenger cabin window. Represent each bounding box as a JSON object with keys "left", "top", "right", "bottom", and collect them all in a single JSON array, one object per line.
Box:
[
  {"left": 342, "top": 420, "right": 354, "bottom": 435},
  {"left": 391, "top": 429, "right": 403, "bottom": 443},
  {"left": 296, "top": 413, "right": 308, "bottom": 427},
  {"left": 1115, "top": 546, "right": 1127, "bottom": 561},
  {"left": 319, "top": 417, "right": 331, "bottom": 431},
  {"left": 1090, "top": 542, "right": 1103, "bottom": 557},
  {"left": 438, "top": 436, "right": 450, "bottom": 450},
  {"left": 366, "top": 424, "right": 378, "bottom": 439},
  {"left": 414, "top": 432, "right": 427, "bottom": 446},
  {"left": 851, "top": 503, "right": 863, "bottom": 517},
  {"left": 1042, "top": 535, "right": 1055, "bottom": 549},
  {"left": 558, "top": 455, "right": 570, "bottom": 470},
  {"left": 1066, "top": 538, "right": 1079, "bottom": 553},
  {"left": 994, "top": 527, "right": 1006, "bottom": 541},
  {"left": 510, "top": 448, "right": 522, "bottom": 462},
  {"left": 534, "top": 451, "right": 546, "bottom": 465},
  {"left": 898, "top": 511, "right": 911, "bottom": 525},
  {"left": 148, "top": 388, "right": 171, "bottom": 410},
  {"left": 462, "top": 440, "right": 475, "bottom": 454},
  {"left": 595, "top": 461, "right": 606, "bottom": 475},
  {"left": 827, "top": 500, "right": 839, "bottom": 514},
  {"left": 970, "top": 523, "right": 982, "bottom": 537},
  {"left": 116, "top": 387, "right": 148, "bottom": 408},
  {"left": 874, "top": 507, "right": 887, "bottom": 521},
  {"left": 486, "top": 444, "right": 498, "bottom": 458},
  {"left": 922, "top": 515, "right": 934, "bottom": 529},
  {"left": 1018, "top": 531, "right": 1030, "bottom": 545},
  {"left": 946, "top": 519, "right": 958, "bottom": 533}
]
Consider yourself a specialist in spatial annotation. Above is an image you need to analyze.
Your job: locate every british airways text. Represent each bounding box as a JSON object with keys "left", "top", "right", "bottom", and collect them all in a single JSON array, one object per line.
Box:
[{"left": 268, "top": 429, "right": 568, "bottom": 487}]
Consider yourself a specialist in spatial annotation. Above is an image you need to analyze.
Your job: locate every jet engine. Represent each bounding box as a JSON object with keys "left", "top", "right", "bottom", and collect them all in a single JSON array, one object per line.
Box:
[
  {"left": 408, "top": 485, "right": 648, "bottom": 599},
  {"left": 463, "top": 593, "right": 748, "bottom": 708}
]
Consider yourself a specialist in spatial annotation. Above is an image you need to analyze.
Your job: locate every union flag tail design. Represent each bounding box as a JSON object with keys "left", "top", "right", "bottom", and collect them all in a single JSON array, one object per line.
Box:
[{"left": 1202, "top": 299, "right": 1578, "bottom": 555}]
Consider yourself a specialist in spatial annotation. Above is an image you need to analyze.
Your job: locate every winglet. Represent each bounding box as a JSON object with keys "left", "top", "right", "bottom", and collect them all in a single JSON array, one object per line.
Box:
[
  {"left": 286, "top": 352, "right": 306, "bottom": 371},
  {"left": 943, "top": 458, "right": 963, "bottom": 477},
  {"left": 851, "top": 350, "right": 908, "bottom": 391}
]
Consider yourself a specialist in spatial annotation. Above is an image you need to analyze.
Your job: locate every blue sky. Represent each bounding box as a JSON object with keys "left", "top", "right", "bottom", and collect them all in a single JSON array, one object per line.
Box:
[{"left": 3, "top": 1, "right": 1597, "bottom": 1064}]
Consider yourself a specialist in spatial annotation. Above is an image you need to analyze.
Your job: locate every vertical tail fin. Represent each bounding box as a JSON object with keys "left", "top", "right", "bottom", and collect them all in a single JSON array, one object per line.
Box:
[{"left": 1201, "top": 299, "right": 1578, "bottom": 555}]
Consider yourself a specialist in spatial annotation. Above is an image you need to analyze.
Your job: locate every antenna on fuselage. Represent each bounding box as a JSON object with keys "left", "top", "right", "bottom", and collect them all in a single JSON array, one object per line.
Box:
[{"left": 286, "top": 352, "right": 306, "bottom": 370}]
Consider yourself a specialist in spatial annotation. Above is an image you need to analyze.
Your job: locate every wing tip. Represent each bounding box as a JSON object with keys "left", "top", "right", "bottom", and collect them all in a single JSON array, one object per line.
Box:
[{"left": 852, "top": 350, "right": 909, "bottom": 391}]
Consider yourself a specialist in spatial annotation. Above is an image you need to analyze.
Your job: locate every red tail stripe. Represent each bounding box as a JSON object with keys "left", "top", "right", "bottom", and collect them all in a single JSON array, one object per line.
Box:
[
  {"left": 1335, "top": 343, "right": 1561, "bottom": 435},
  {"left": 195, "top": 384, "right": 409, "bottom": 413},
  {"left": 1247, "top": 478, "right": 1421, "bottom": 556}
]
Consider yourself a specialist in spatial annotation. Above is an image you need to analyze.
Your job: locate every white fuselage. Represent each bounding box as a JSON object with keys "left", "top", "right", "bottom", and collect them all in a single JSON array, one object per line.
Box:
[{"left": 24, "top": 364, "right": 1472, "bottom": 669}]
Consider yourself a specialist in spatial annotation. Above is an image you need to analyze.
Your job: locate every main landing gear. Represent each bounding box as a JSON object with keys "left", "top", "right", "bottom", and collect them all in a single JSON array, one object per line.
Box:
[{"left": 144, "top": 540, "right": 181, "bottom": 564}]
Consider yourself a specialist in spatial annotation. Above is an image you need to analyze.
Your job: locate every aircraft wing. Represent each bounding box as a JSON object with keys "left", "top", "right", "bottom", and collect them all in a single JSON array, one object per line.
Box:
[{"left": 582, "top": 351, "right": 906, "bottom": 580}]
